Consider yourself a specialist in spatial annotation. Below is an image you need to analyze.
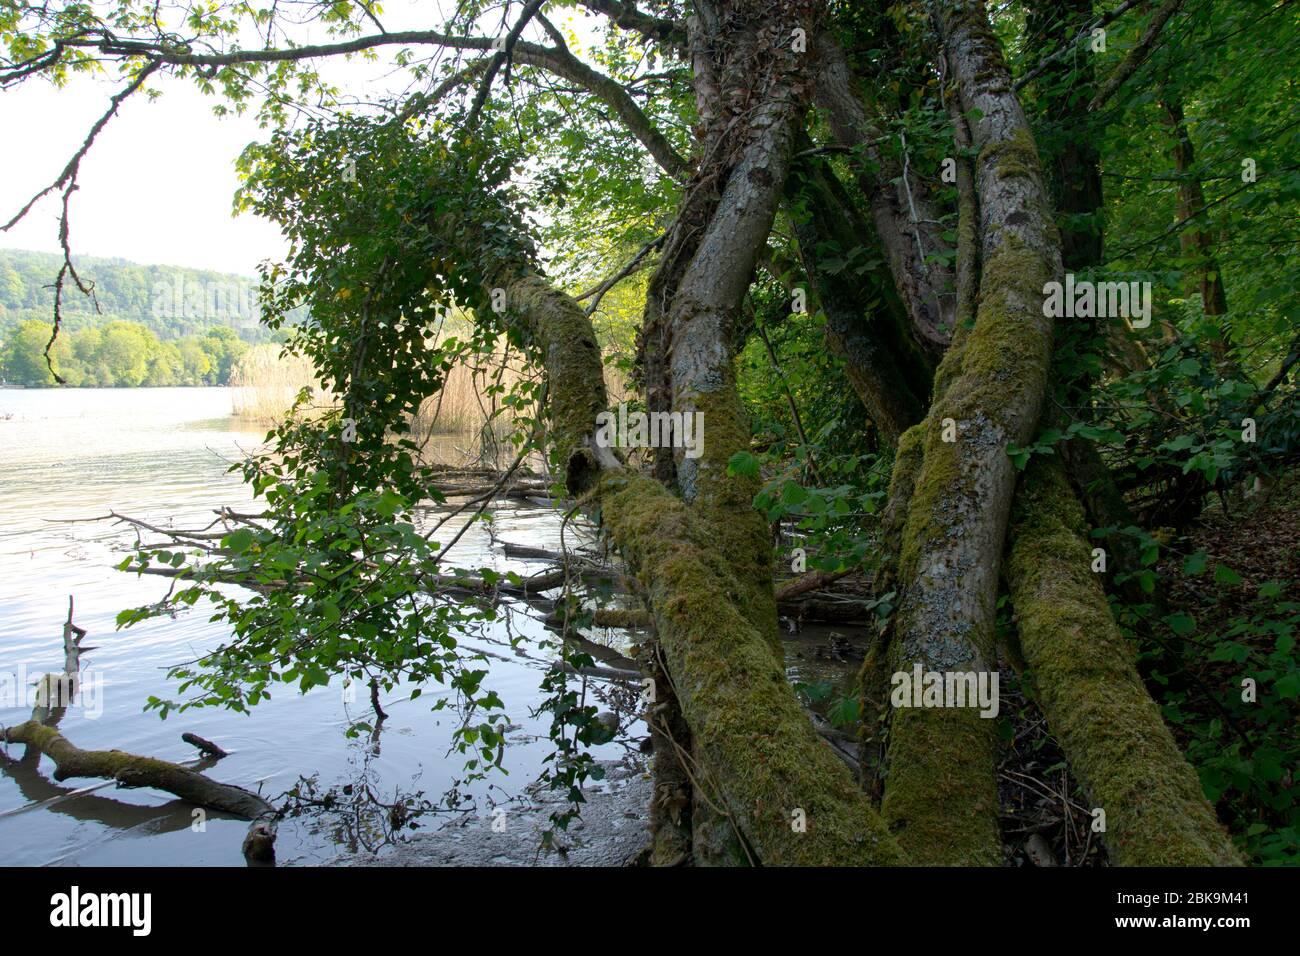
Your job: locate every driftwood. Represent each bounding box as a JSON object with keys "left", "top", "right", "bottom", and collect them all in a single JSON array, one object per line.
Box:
[
  {"left": 544, "top": 592, "right": 878, "bottom": 628},
  {"left": 501, "top": 541, "right": 572, "bottom": 560},
  {"left": 122, "top": 509, "right": 875, "bottom": 626},
  {"left": 0, "top": 598, "right": 279, "bottom": 864},
  {"left": 774, "top": 567, "right": 854, "bottom": 600},
  {"left": 181, "top": 732, "right": 230, "bottom": 759},
  {"left": 509, "top": 538, "right": 877, "bottom": 626},
  {"left": 2, "top": 722, "right": 273, "bottom": 819}
]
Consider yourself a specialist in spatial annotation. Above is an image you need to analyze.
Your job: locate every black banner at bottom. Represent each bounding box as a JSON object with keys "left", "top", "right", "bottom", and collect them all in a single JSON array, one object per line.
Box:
[{"left": 1, "top": 865, "right": 1289, "bottom": 942}]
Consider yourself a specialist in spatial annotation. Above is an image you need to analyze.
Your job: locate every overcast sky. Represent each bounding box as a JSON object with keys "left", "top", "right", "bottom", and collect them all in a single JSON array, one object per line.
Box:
[{"left": 0, "top": 3, "right": 600, "bottom": 277}]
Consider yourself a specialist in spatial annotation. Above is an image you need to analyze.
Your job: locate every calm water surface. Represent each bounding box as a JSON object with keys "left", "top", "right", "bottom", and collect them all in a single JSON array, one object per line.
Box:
[{"left": 0, "top": 387, "right": 631, "bottom": 866}]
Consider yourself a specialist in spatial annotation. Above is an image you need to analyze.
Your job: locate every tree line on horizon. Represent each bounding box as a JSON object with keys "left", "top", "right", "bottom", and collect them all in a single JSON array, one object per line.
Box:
[
  {"left": 0, "top": 248, "right": 287, "bottom": 387},
  {"left": 0, "top": 318, "right": 249, "bottom": 387}
]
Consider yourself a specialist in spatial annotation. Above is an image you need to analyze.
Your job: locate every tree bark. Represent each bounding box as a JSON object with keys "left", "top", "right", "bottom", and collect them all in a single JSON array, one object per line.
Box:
[
  {"left": 1005, "top": 458, "right": 1242, "bottom": 865},
  {"left": 812, "top": 32, "right": 955, "bottom": 357},
  {"left": 787, "top": 152, "right": 931, "bottom": 442},
  {"left": 874, "top": 0, "right": 1065, "bottom": 865}
]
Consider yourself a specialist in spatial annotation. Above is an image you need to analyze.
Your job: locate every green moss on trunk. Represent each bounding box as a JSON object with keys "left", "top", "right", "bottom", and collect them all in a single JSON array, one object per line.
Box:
[
  {"left": 677, "top": 387, "right": 778, "bottom": 646},
  {"left": 1006, "top": 459, "right": 1243, "bottom": 865},
  {"left": 599, "top": 471, "right": 906, "bottom": 865},
  {"left": 881, "top": 706, "right": 1001, "bottom": 865},
  {"left": 496, "top": 270, "right": 609, "bottom": 495}
]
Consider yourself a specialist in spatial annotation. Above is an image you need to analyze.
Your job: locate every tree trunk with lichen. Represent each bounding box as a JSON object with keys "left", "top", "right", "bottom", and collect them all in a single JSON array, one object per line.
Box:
[
  {"left": 870, "top": 0, "right": 1064, "bottom": 865},
  {"left": 812, "top": 31, "right": 956, "bottom": 359},
  {"left": 638, "top": 0, "right": 815, "bottom": 862}
]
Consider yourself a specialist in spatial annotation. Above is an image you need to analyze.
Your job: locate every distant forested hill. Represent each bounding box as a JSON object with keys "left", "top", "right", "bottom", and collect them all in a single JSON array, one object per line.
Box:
[
  {"left": 0, "top": 249, "right": 291, "bottom": 387},
  {"left": 0, "top": 248, "right": 275, "bottom": 343}
]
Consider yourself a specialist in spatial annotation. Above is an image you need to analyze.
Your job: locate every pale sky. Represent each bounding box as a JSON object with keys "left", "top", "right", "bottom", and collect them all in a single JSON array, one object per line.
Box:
[
  {"left": 0, "top": 3, "right": 602, "bottom": 277},
  {"left": 1, "top": 76, "right": 286, "bottom": 275}
]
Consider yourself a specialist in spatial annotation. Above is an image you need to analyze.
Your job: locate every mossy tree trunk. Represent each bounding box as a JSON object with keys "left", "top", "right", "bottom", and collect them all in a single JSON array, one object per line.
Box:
[
  {"left": 868, "top": 0, "right": 1065, "bottom": 865},
  {"left": 1006, "top": 459, "right": 1243, "bottom": 865},
  {"left": 453, "top": 0, "right": 1241, "bottom": 868},
  {"left": 462, "top": 0, "right": 908, "bottom": 866},
  {"left": 480, "top": 245, "right": 907, "bottom": 867}
]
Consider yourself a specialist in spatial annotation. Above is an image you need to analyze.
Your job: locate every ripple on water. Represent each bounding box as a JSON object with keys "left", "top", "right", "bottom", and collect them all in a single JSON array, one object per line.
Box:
[{"left": 0, "top": 387, "right": 638, "bottom": 865}]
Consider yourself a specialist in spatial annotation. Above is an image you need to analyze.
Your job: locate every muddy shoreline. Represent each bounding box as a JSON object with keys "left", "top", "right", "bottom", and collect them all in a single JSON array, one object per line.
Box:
[{"left": 324, "top": 763, "right": 651, "bottom": 867}]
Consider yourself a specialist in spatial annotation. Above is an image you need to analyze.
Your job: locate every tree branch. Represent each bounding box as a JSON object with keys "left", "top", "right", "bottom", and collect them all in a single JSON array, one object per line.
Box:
[
  {"left": 1089, "top": 0, "right": 1185, "bottom": 112},
  {"left": 574, "top": 0, "right": 689, "bottom": 52},
  {"left": 465, "top": 0, "right": 548, "bottom": 130},
  {"left": 1015, "top": 0, "right": 1146, "bottom": 91}
]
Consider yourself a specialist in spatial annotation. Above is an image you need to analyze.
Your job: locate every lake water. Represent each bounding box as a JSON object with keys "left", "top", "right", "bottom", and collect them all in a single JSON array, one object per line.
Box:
[{"left": 0, "top": 387, "right": 637, "bottom": 866}]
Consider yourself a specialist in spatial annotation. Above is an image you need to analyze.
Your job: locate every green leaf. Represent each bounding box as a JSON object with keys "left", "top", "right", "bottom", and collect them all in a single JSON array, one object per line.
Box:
[
  {"left": 375, "top": 489, "right": 404, "bottom": 519},
  {"left": 225, "top": 528, "right": 255, "bottom": 553},
  {"left": 1214, "top": 564, "right": 1243, "bottom": 586},
  {"left": 1275, "top": 673, "right": 1300, "bottom": 700},
  {"left": 727, "top": 451, "right": 761, "bottom": 478}
]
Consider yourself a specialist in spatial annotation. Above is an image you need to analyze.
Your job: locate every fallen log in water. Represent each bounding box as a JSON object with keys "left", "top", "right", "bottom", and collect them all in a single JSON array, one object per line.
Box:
[
  {"left": 0, "top": 597, "right": 280, "bottom": 864},
  {"left": 1, "top": 722, "right": 276, "bottom": 828}
]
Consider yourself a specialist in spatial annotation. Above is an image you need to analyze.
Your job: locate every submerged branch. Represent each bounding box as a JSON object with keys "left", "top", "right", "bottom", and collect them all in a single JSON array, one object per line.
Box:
[{"left": 1, "top": 600, "right": 279, "bottom": 864}]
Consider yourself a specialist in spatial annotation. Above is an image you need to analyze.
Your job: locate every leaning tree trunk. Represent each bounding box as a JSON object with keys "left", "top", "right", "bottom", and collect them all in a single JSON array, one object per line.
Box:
[
  {"left": 441, "top": 0, "right": 908, "bottom": 856},
  {"left": 869, "top": 0, "right": 1066, "bottom": 865},
  {"left": 637, "top": 0, "right": 826, "bottom": 862},
  {"left": 1006, "top": 459, "right": 1242, "bottom": 865},
  {"left": 474, "top": 259, "right": 904, "bottom": 865},
  {"left": 787, "top": 150, "right": 932, "bottom": 442},
  {"left": 813, "top": 31, "right": 955, "bottom": 359}
]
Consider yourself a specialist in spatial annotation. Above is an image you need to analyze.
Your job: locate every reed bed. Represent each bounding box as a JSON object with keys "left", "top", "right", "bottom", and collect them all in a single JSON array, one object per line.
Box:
[
  {"left": 230, "top": 337, "right": 627, "bottom": 468},
  {"left": 230, "top": 344, "right": 327, "bottom": 424}
]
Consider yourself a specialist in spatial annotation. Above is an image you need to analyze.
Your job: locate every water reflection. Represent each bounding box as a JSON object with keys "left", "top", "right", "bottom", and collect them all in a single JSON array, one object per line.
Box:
[{"left": 0, "top": 387, "right": 639, "bottom": 866}]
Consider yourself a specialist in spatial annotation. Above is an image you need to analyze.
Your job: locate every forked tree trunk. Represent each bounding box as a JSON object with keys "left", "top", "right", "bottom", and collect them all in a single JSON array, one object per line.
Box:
[
  {"left": 455, "top": 19, "right": 907, "bottom": 854},
  {"left": 873, "top": 0, "right": 1065, "bottom": 864},
  {"left": 477, "top": 257, "right": 904, "bottom": 865}
]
